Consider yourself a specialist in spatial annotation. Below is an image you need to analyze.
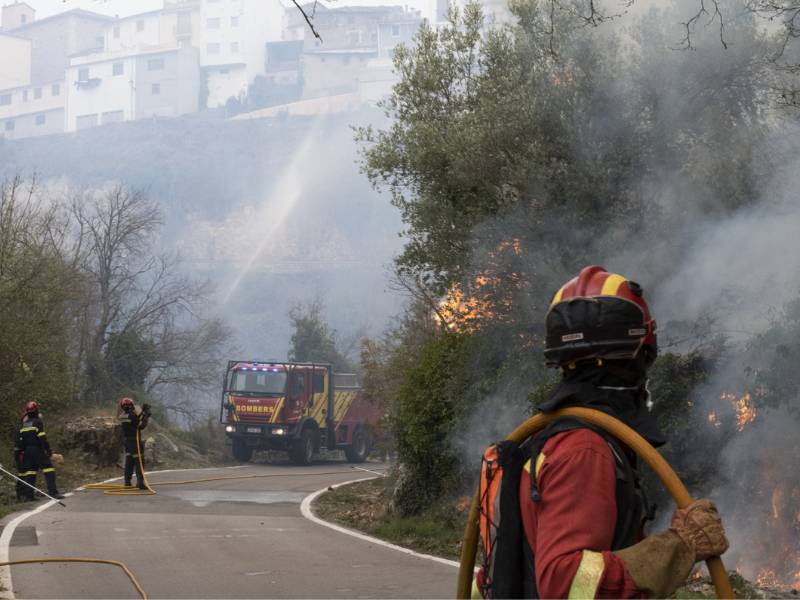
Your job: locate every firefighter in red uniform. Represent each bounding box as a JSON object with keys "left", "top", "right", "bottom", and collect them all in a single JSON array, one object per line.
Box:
[
  {"left": 507, "top": 266, "right": 728, "bottom": 598},
  {"left": 15, "top": 401, "right": 64, "bottom": 501}
]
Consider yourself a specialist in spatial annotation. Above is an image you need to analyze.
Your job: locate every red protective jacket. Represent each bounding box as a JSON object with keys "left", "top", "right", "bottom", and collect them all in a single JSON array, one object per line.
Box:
[{"left": 519, "top": 428, "right": 643, "bottom": 599}]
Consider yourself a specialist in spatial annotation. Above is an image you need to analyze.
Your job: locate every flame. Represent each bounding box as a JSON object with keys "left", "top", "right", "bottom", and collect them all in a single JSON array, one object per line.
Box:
[
  {"left": 773, "top": 487, "right": 783, "bottom": 521},
  {"left": 718, "top": 391, "right": 757, "bottom": 431},
  {"left": 433, "top": 239, "right": 524, "bottom": 331},
  {"left": 734, "top": 392, "right": 757, "bottom": 431},
  {"left": 707, "top": 411, "right": 721, "bottom": 428},
  {"left": 434, "top": 277, "right": 495, "bottom": 331},
  {"left": 756, "top": 567, "right": 782, "bottom": 588}
]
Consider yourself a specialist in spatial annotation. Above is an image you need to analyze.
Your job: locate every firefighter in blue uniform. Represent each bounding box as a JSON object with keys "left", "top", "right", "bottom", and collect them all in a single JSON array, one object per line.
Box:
[{"left": 15, "top": 401, "right": 64, "bottom": 501}]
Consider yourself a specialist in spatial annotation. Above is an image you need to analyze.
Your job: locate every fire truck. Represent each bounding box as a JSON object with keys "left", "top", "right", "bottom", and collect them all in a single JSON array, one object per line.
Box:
[{"left": 219, "top": 360, "right": 381, "bottom": 465}]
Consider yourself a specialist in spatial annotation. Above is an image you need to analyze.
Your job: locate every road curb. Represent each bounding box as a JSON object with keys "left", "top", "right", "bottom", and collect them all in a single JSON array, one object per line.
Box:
[
  {"left": 0, "top": 493, "right": 73, "bottom": 599},
  {"left": 0, "top": 463, "right": 243, "bottom": 598},
  {"left": 300, "top": 477, "right": 460, "bottom": 569}
]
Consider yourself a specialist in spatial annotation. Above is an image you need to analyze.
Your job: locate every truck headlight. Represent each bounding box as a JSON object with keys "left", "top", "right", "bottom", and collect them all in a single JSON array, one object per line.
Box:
[
  {"left": 225, "top": 425, "right": 234, "bottom": 433},
  {"left": 272, "top": 427, "right": 286, "bottom": 436}
]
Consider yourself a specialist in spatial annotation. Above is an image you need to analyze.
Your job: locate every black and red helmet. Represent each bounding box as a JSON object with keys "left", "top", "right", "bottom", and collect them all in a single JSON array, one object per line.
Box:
[
  {"left": 25, "top": 401, "right": 39, "bottom": 415},
  {"left": 544, "top": 265, "right": 657, "bottom": 367},
  {"left": 119, "top": 397, "right": 134, "bottom": 411}
]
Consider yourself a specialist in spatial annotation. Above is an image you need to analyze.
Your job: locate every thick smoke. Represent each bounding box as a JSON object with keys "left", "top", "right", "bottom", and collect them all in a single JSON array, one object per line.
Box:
[
  {"left": 1, "top": 109, "right": 406, "bottom": 411},
  {"left": 448, "top": 0, "right": 800, "bottom": 585}
]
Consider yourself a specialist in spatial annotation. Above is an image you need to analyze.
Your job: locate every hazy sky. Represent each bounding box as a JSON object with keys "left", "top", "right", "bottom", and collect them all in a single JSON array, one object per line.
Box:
[{"left": 20, "top": 0, "right": 434, "bottom": 21}]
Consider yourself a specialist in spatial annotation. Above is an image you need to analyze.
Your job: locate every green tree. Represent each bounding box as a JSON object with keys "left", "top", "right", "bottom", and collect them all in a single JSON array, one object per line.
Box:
[
  {"left": 0, "top": 177, "right": 84, "bottom": 440},
  {"left": 288, "top": 300, "right": 354, "bottom": 371}
]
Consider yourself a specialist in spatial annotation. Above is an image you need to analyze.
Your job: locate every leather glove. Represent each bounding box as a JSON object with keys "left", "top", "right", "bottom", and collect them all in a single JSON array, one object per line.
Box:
[
  {"left": 142, "top": 403, "right": 151, "bottom": 415},
  {"left": 670, "top": 499, "right": 729, "bottom": 562}
]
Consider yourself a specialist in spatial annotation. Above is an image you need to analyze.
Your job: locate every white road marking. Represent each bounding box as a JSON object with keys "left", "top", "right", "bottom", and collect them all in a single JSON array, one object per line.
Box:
[
  {"left": 300, "top": 478, "right": 460, "bottom": 569},
  {"left": 0, "top": 493, "right": 73, "bottom": 599}
]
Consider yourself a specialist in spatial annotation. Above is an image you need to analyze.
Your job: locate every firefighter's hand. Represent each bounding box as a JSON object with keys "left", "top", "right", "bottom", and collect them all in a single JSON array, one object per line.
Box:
[
  {"left": 142, "top": 403, "right": 151, "bottom": 415},
  {"left": 670, "top": 499, "right": 729, "bottom": 562}
]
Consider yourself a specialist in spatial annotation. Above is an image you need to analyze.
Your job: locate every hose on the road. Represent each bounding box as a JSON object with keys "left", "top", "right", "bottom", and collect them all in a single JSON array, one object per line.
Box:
[
  {"left": 0, "top": 558, "right": 147, "bottom": 599},
  {"left": 456, "top": 406, "right": 735, "bottom": 600},
  {"left": 82, "top": 427, "right": 390, "bottom": 496},
  {"left": 82, "top": 429, "right": 155, "bottom": 496},
  {"left": 82, "top": 464, "right": 390, "bottom": 495},
  {"left": 6, "top": 463, "right": 387, "bottom": 599}
]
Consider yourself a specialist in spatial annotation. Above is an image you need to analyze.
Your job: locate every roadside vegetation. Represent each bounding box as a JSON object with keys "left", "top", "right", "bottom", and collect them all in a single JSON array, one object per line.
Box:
[
  {"left": 350, "top": 0, "right": 800, "bottom": 590},
  {"left": 0, "top": 177, "right": 233, "bottom": 509}
]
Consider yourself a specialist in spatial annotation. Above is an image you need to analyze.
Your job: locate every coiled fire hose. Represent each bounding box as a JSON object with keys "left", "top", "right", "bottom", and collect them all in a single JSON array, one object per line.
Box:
[
  {"left": 83, "top": 429, "right": 155, "bottom": 495},
  {"left": 456, "top": 407, "right": 735, "bottom": 599}
]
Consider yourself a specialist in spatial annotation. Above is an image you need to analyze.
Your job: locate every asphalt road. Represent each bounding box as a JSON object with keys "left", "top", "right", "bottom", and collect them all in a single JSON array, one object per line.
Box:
[{"left": 3, "top": 461, "right": 457, "bottom": 599}]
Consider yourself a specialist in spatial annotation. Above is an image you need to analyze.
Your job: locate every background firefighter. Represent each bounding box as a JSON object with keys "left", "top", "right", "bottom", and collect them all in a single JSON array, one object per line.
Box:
[
  {"left": 476, "top": 266, "right": 730, "bottom": 599},
  {"left": 118, "top": 397, "right": 151, "bottom": 490},
  {"left": 14, "top": 401, "right": 64, "bottom": 501}
]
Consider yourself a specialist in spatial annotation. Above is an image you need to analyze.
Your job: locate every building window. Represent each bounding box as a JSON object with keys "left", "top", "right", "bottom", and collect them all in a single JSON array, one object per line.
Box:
[
  {"left": 147, "top": 58, "right": 165, "bottom": 71},
  {"left": 76, "top": 114, "right": 98, "bottom": 129},
  {"left": 78, "top": 68, "right": 90, "bottom": 82},
  {"left": 113, "top": 25, "right": 120, "bottom": 38},
  {"left": 22, "top": 90, "right": 28, "bottom": 101},
  {"left": 35, "top": 114, "right": 45, "bottom": 126},
  {"left": 34, "top": 87, "right": 42, "bottom": 99},
  {"left": 95, "top": 36, "right": 104, "bottom": 48},
  {"left": 391, "top": 24, "right": 400, "bottom": 37},
  {"left": 20, "top": 14, "right": 27, "bottom": 24},
  {"left": 102, "top": 110, "right": 124, "bottom": 124},
  {"left": 220, "top": 67, "right": 229, "bottom": 74},
  {"left": 0, "top": 94, "right": 11, "bottom": 106},
  {"left": 112, "top": 62, "right": 124, "bottom": 76},
  {"left": 348, "top": 30, "right": 362, "bottom": 45},
  {"left": 230, "top": 16, "right": 239, "bottom": 27},
  {"left": 230, "top": 42, "right": 239, "bottom": 53},
  {"left": 151, "top": 83, "right": 160, "bottom": 94},
  {"left": 52, "top": 83, "right": 60, "bottom": 96},
  {"left": 207, "top": 43, "right": 220, "bottom": 54},
  {"left": 207, "top": 17, "right": 220, "bottom": 28},
  {"left": 4, "top": 120, "right": 14, "bottom": 131},
  {"left": 136, "top": 19, "right": 144, "bottom": 32}
]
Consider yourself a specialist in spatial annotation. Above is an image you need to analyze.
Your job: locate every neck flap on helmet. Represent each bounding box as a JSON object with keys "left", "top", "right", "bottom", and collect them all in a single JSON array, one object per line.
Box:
[{"left": 538, "top": 357, "right": 666, "bottom": 447}]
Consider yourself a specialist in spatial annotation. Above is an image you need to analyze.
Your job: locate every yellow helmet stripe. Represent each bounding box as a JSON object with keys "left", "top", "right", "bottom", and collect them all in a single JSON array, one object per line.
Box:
[
  {"left": 551, "top": 286, "right": 566, "bottom": 305},
  {"left": 600, "top": 273, "right": 626, "bottom": 296}
]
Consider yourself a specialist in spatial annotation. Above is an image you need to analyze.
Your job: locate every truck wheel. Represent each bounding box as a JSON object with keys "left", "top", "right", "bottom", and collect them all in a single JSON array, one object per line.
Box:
[
  {"left": 232, "top": 438, "right": 253, "bottom": 462},
  {"left": 345, "top": 428, "right": 369, "bottom": 463},
  {"left": 290, "top": 429, "right": 314, "bottom": 466}
]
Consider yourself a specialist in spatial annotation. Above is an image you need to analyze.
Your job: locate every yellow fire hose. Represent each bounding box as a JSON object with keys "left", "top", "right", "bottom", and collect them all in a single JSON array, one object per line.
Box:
[
  {"left": 456, "top": 406, "right": 735, "bottom": 599},
  {"left": 5, "top": 428, "right": 388, "bottom": 599},
  {"left": 0, "top": 558, "right": 147, "bottom": 599},
  {"left": 81, "top": 429, "right": 390, "bottom": 496},
  {"left": 83, "top": 429, "right": 155, "bottom": 495}
]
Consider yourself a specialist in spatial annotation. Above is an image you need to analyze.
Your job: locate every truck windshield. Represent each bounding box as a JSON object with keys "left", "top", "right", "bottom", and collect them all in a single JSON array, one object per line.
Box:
[{"left": 228, "top": 370, "right": 287, "bottom": 395}]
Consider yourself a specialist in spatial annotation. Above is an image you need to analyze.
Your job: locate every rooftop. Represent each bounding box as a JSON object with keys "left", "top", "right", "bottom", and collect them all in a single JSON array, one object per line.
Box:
[{"left": 10, "top": 8, "right": 114, "bottom": 31}]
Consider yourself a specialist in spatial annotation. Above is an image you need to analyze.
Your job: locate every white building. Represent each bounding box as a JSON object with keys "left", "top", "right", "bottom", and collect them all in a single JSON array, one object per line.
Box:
[
  {"left": 196, "top": 0, "right": 282, "bottom": 108},
  {"left": 66, "top": 45, "right": 200, "bottom": 131},
  {"left": 0, "top": 78, "right": 64, "bottom": 139},
  {"left": 0, "top": 32, "right": 31, "bottom": 89}
]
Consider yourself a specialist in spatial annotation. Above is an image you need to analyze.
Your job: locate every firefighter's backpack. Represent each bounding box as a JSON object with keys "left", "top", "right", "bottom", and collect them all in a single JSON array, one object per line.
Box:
[{"left": 476, "top": 417, "right": 653, "bottom": 599}]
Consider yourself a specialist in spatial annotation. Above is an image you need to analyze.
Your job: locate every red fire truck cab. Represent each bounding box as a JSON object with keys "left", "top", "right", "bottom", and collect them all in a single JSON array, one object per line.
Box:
[{"left": 219, "top": 360, "right": 380, "bottom": 465}]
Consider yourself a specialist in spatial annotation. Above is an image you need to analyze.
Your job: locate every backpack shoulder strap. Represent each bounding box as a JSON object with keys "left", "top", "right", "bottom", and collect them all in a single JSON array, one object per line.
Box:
[{"left": 527, "top": 417, "right": 590, "bottom": 503}]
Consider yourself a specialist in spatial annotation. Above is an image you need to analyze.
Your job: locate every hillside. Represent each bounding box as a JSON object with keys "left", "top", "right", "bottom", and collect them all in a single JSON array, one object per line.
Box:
[{"left": 0, "top": 110, "right": 405, "bottom": 360}]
